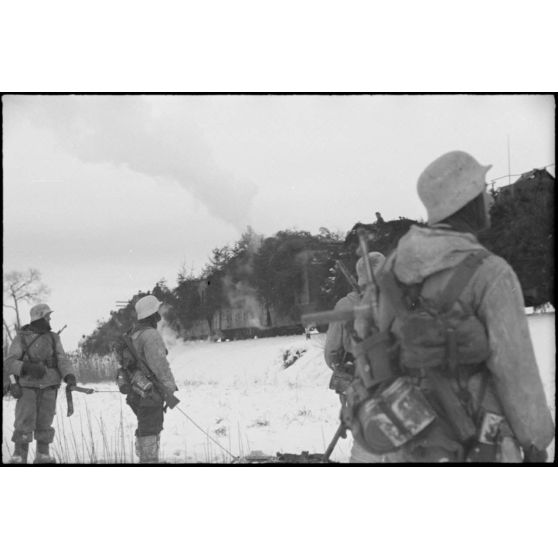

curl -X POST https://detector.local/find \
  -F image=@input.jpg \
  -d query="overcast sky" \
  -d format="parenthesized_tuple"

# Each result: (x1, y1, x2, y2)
(3, 94, 555, 350)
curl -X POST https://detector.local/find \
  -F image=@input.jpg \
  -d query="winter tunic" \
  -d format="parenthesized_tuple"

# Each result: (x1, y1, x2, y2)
(4, 325, 74, 388)
(377, 225, 554, 453)
(131, 326, 177, 394)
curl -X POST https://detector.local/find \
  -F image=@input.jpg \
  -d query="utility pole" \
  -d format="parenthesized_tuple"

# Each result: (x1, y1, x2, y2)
(507, 134, 514, 198)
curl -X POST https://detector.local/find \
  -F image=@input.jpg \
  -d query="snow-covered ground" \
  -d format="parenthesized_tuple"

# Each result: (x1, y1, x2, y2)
(2, 314, 555, 463)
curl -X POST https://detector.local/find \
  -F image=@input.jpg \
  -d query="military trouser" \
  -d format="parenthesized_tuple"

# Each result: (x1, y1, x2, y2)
(126, 393, 165, 436)
(12, 386, 59, 444)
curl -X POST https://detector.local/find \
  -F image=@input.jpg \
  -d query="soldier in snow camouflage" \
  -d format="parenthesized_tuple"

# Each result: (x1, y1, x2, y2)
(4, 304, 77, 464)
(120, 295, 178, 463)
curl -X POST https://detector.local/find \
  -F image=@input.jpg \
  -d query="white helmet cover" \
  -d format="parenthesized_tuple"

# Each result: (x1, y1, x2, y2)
(30, 303, 53, 322)
(135, 295, 162, 320)
(417, 151, 492, 225)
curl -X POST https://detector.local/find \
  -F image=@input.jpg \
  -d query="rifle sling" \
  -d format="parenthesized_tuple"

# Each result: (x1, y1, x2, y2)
(437, 251, 490, 313)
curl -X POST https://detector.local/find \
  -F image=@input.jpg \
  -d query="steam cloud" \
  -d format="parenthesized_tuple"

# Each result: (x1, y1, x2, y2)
(15, 95, 257, 230)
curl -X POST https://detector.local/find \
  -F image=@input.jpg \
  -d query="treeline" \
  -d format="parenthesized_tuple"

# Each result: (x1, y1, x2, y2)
(480, 168, 554, 308)
(80, 169, 554, 356)
(80, 226, 353, 355)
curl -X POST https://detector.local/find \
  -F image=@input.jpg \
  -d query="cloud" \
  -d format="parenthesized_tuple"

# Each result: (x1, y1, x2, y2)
(10, 95, 258, 231)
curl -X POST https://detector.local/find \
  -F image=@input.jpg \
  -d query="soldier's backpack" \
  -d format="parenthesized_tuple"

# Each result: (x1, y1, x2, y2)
(347, 250, 491, 457)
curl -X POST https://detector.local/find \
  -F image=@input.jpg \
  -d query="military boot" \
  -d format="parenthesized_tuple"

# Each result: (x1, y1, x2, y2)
(9, 442, 29, 464)
(137, 435, 160, 463)
(34, 442, 56, 464)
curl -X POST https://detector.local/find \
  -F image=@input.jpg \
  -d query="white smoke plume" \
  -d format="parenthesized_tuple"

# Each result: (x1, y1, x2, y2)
(10, 95, 258, 231)
(158, 318, 184, 349)
(221, 228, 265, 328)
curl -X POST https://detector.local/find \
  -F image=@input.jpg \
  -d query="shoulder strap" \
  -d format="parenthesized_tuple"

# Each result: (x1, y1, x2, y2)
(124, 328, 148, 362)
(19, 331, 44, 360)
(437, 251, 490, 313)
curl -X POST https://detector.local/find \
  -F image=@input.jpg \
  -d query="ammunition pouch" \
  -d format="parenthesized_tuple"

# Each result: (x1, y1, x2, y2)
(352, 330, 398, 389)
(130, 369, 154, 398)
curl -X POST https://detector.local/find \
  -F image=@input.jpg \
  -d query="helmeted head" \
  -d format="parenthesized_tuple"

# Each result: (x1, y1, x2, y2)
(356, 252, 385, 286)
(417, 151, 492, 225)
(30, 303, 53, 323)
(135, 295, 162, 321)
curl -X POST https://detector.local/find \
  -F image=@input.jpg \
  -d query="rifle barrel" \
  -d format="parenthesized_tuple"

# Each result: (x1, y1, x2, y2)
(335, 260, 360, 293)
(302, 304, 373, 326)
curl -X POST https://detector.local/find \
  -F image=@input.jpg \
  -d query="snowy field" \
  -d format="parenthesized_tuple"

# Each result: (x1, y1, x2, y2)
(2, 313, 555, 464)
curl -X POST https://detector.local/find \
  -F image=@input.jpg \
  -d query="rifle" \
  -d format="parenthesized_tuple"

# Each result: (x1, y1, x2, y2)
(302, 230, 379, 328)
(356, 227, 380, 325)
(335, 260, 361, 294)
(122, 335, 180, 409)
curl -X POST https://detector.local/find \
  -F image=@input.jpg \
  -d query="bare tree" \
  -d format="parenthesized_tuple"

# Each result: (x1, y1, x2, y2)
(3, 269, 51, 336)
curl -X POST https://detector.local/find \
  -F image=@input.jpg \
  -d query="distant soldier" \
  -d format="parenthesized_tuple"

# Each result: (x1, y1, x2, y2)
(324, 251, 386, 463)
(4, 304, 77, 464)
(118, 295, 178, 463)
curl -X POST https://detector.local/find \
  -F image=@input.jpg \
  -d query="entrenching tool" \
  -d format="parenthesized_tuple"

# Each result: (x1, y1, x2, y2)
(65, 385, 120, 416)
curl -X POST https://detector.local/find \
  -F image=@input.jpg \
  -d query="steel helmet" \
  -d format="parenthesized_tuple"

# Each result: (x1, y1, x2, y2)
(30, 303, 53, 322)
(135, 295, 162, 320)
(417, 151, 492, 225)
(356, 252, 385, 286)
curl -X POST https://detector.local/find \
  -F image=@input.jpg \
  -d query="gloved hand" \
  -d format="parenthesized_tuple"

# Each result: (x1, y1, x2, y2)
(523, 445, 548, 463)
(118, 383, 131, 394)
(9, 376, 23, 399)
(21, 361, 47, 380)
(329, 367, 353, 395)
(63, 373, 77, 387)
